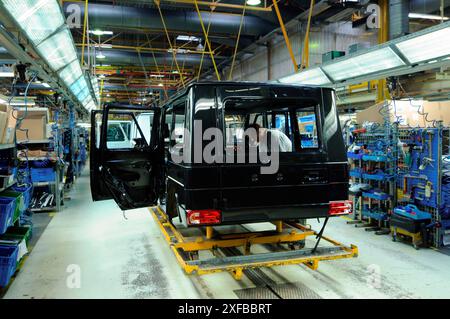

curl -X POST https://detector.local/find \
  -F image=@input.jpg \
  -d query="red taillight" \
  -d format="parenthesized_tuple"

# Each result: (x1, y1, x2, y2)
(187, 209, 221, 225)
(329, 200, 352, 216)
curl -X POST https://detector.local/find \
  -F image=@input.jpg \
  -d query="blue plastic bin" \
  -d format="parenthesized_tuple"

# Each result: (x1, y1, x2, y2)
(349, 168, 363, 178)
(362, 154, 387, 162)
(0, 245, 19, 287)
(30, 168, 56, 183)
(362, 191, 390, 201)
(11, 184, 33, 208)
(0, 197, 16, 234)
(347, 152, 363, 160)
(362, 209, 388, 221)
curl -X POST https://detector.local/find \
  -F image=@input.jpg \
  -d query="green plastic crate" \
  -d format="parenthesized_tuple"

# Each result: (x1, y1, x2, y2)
(0, 226, 32, 246)
(0, 191, 24, 223)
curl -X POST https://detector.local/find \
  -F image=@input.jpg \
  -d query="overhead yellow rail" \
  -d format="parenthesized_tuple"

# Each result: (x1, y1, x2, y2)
(272, 0, 298, 72)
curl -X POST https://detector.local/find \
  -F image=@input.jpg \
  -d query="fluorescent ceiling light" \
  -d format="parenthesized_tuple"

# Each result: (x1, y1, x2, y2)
(89, 30, 113, 36)
(77, 87, 90, 102)
(395, 26, 450, 64)
(58, 60, 83, 86)
(95, 64, 111, 67)
(96, 51, 106, 59)
(98, 74, 106, 79)
(95, 44, 113, 49)
(246, 0, 261, 5)
(158, 83, 164, 87)
(278, 68, 331, 85)
(176, 35, 199, 42)
(82, 95, 92, 106)
(322, 47, 405, 81)
(70, 76, 87, 97)
(150, 74, 164, 78)
(36, 28, 78, 71)
(409, 13, 449, 21)
(0, 72, 14, 77)
(167, 48, 188, 54)
(196, 43, 204, 52)
(2, 0, 64, 46)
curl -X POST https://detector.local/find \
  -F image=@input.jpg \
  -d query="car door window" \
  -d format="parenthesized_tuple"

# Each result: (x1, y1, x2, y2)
(104, 113, 148, 150)
(107, 123, 125, 142)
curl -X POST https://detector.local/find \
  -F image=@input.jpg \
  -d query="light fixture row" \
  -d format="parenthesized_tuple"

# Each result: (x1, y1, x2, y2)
(0, 0, 98, 111)
(278, 22, 450, 86)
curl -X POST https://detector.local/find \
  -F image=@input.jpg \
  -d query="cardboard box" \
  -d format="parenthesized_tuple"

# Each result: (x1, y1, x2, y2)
(15, 108, 48, 142)
(0, 110, 7, 142)
(355, 101, 389, 125)
(0, 103, 17, 144)
(421, 101, 450, 126)
(356, 100, 450, 127)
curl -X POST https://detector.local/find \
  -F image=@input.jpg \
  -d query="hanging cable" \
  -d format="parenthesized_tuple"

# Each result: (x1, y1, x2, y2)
(197, 8, 214, 81)
(81, 0, 89, 66)
(193, 0, 221, 81)
(145, 34, 169, 101)
(228, 1, 246, 80)
(300, 0, 315, 69)
(155, 0, 185, 87)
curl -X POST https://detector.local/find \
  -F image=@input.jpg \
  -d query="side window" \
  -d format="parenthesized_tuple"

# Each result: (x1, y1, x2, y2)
(107, 123, 126, 142)
(165, 109, 173, 144)
(172, 105, 186, 146)
(168, 103, 186, 161)
(274, 113, 291, 139)
(104, 112, 149, 150)
(225, 114, 246, 147)
(296, 107, 319, 149)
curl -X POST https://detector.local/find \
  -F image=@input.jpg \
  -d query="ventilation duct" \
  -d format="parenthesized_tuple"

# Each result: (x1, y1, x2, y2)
(389, 0, 409, 39)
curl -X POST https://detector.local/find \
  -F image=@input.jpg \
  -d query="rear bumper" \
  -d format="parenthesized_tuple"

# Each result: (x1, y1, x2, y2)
(189, 204, 330, 226)
(221, 205, 329, 224)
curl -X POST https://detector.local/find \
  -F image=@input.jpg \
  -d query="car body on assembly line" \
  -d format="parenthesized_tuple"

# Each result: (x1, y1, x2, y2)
(90, 82, 351, 227)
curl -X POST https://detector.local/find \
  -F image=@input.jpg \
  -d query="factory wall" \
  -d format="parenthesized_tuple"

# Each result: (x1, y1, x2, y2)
(225, 22, 378, 82)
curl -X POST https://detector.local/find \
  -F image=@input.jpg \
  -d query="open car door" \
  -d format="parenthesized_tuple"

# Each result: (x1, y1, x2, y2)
(90, 105, 162, 210)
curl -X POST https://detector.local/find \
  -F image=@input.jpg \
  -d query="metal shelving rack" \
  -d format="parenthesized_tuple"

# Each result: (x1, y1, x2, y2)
(0, 144, 17, 192)
(18, 140, 62, 213)
(392, 124, 449, 248)
(347, 101, 398, 234)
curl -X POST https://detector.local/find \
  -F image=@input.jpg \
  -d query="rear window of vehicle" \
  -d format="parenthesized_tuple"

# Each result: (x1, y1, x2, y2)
(224, 99, 321, 153)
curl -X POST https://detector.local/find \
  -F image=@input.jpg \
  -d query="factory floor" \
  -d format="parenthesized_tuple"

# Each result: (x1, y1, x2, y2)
(3, 167, 450, 299)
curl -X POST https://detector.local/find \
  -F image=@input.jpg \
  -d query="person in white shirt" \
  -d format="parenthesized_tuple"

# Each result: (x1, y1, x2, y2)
(248, 123, 292, 152)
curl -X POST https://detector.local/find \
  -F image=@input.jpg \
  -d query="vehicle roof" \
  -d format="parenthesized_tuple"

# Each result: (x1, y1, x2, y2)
(162, 81, 327, 107)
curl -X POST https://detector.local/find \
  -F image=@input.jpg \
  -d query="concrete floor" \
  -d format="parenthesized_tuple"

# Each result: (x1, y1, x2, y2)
(3, 167, 450, 299)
